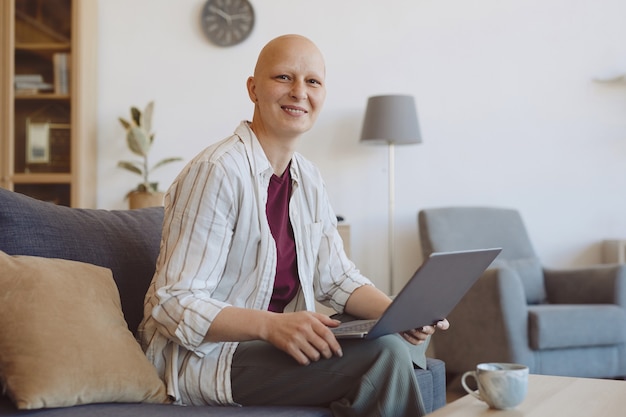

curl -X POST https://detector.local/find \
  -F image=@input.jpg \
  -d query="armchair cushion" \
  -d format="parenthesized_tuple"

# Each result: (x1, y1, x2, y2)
(544, 266, 626, 306)
(528, 304, 626, 349)
(491, 257, 545, 304)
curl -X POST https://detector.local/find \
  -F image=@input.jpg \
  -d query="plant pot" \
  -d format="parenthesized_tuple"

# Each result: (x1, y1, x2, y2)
(128, 191, 164, 209)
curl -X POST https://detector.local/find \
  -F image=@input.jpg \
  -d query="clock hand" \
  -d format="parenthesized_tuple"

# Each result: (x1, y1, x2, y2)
(208, 5, 232, 25)
(230, 13, 251, 20)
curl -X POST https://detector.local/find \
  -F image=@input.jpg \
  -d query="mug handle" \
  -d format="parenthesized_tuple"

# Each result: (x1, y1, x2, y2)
(461, 371, 483, 401)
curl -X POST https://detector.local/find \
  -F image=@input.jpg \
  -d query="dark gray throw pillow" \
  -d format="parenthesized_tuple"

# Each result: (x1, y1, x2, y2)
(0, 188, 163, 334)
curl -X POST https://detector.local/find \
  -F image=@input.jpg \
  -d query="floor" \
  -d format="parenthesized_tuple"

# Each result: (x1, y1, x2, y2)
(445, 374, 470, 403)
(446, 387, 465, 403)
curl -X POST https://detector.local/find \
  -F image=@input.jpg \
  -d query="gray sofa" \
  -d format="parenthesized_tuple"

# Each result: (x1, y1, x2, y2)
(0, 188, 446, 416)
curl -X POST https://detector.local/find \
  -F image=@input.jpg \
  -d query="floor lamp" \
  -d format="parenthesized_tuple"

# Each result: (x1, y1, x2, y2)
(359, 95, 422, 295)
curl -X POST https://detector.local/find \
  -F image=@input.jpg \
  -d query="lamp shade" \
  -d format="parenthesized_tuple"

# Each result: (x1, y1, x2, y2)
(359, 95, 422, 145)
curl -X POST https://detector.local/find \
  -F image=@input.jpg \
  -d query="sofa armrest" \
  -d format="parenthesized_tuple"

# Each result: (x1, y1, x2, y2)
(544, 264, 626, 307)
(432, 267, 533, 375)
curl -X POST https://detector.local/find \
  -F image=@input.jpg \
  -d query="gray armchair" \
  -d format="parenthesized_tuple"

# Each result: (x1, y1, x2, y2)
(418, 206, 626, 380)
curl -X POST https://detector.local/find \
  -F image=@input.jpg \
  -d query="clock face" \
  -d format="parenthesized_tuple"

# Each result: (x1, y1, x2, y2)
(201, 0, 255, 47)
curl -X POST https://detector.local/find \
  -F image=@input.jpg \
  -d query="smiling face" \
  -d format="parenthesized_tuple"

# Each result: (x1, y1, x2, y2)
(247, 35, 326, 143)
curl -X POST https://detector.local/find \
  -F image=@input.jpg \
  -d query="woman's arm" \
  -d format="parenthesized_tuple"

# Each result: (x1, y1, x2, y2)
(343, 284, 392, 319)
(207, 306, 344, 366)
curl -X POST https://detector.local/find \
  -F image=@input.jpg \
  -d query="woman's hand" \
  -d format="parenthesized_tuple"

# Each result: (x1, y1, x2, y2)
(206, 307, 342, 365)
(263, 311, 343, 366)
(400, 319, 450, 345)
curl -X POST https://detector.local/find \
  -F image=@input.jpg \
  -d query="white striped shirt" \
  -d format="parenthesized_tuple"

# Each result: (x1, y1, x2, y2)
(138, 121, 372, 406)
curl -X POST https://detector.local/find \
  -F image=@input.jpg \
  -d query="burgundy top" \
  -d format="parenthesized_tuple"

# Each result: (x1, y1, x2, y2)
(266, 165, 300, 312)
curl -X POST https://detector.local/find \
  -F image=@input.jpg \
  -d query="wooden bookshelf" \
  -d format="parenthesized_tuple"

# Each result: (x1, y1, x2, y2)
(0, 0, 97, 208)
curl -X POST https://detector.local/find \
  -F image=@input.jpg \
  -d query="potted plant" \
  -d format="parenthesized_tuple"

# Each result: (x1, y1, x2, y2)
(118, 101, 183, 209)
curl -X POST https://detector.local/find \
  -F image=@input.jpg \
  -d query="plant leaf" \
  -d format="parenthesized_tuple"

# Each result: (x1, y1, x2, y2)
(118, 117, 131, 130)
(151, 157, 183, 171)
(126, 126, 151, 157)
(147, 182, 159, 192)
(134, 182, 159, 193)
(142, 101, 154, 133)
(131, 107, 141, 126)
(117, 161, 144, 176)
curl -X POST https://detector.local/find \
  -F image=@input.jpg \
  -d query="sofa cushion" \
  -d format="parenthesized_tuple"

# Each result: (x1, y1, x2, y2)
(528, 304, 626, 350)
(0, 251, 169, 409)
(0, 188, 163, 334)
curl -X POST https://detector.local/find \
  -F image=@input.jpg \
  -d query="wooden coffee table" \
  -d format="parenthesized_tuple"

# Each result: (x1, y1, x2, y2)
(429, 374, 626, 416)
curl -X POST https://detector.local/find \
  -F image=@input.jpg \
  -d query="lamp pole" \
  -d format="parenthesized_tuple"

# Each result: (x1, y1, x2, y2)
(388, 142, 396, 295)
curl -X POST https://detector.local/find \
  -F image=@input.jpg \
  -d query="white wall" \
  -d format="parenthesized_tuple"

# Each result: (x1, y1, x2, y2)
(97, 0, 626, 293)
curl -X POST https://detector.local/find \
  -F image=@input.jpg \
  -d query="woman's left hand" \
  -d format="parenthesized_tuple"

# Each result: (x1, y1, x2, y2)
(400, 319, 450, 345)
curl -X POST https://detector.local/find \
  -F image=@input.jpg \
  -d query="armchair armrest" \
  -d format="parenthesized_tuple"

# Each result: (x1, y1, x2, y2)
(544, 264, 626, 307)
(433, 267, 534, 374)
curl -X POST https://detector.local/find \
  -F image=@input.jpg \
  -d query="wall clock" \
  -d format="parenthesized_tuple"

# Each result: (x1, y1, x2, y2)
(201, 0, 255, 47)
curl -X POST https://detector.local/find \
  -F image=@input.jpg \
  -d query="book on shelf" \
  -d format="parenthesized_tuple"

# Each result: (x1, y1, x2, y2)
(14, 74, 54, 94)
(53, 53, 70, 95)
(15, 74, 44, 83)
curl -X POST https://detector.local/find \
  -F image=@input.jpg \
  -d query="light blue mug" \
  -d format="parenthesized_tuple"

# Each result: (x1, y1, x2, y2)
(461, 363, 529, 409)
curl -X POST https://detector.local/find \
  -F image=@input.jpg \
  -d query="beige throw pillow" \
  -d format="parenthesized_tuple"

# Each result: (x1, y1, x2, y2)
(0, 251, 169, 409)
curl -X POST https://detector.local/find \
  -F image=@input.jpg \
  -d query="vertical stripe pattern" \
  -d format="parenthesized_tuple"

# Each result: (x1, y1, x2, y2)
(138, 121, 373, 405)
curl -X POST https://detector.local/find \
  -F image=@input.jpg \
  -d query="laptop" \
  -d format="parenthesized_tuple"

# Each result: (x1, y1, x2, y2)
(331, 248, 501, 339)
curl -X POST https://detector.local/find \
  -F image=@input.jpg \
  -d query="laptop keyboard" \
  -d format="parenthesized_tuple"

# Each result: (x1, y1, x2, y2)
(331, 319, 377, 335)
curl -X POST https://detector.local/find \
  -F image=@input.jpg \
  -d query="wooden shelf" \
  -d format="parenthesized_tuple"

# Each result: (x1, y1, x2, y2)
(15, 42, 71, 50)
(12, 173, 72, 183)
(1, 0, 97, 208)
(15, 93, 70, 100)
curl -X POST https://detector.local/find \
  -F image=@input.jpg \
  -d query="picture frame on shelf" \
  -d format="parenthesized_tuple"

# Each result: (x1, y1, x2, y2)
(25, 120, 50, 164)
(24, 103, 71, 172)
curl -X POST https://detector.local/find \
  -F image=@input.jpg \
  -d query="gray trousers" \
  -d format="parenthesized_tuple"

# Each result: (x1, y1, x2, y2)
(231, 335, 427, 417)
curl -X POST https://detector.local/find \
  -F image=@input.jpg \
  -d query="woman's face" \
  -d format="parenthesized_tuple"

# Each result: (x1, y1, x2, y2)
(247, 36, 326, 141)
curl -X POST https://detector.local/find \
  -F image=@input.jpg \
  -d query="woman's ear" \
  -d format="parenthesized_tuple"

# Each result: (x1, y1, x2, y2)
(246, 76, 257, 103)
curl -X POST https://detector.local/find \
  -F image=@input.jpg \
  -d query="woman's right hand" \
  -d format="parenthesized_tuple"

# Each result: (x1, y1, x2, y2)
(263, 311, 343, 365)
